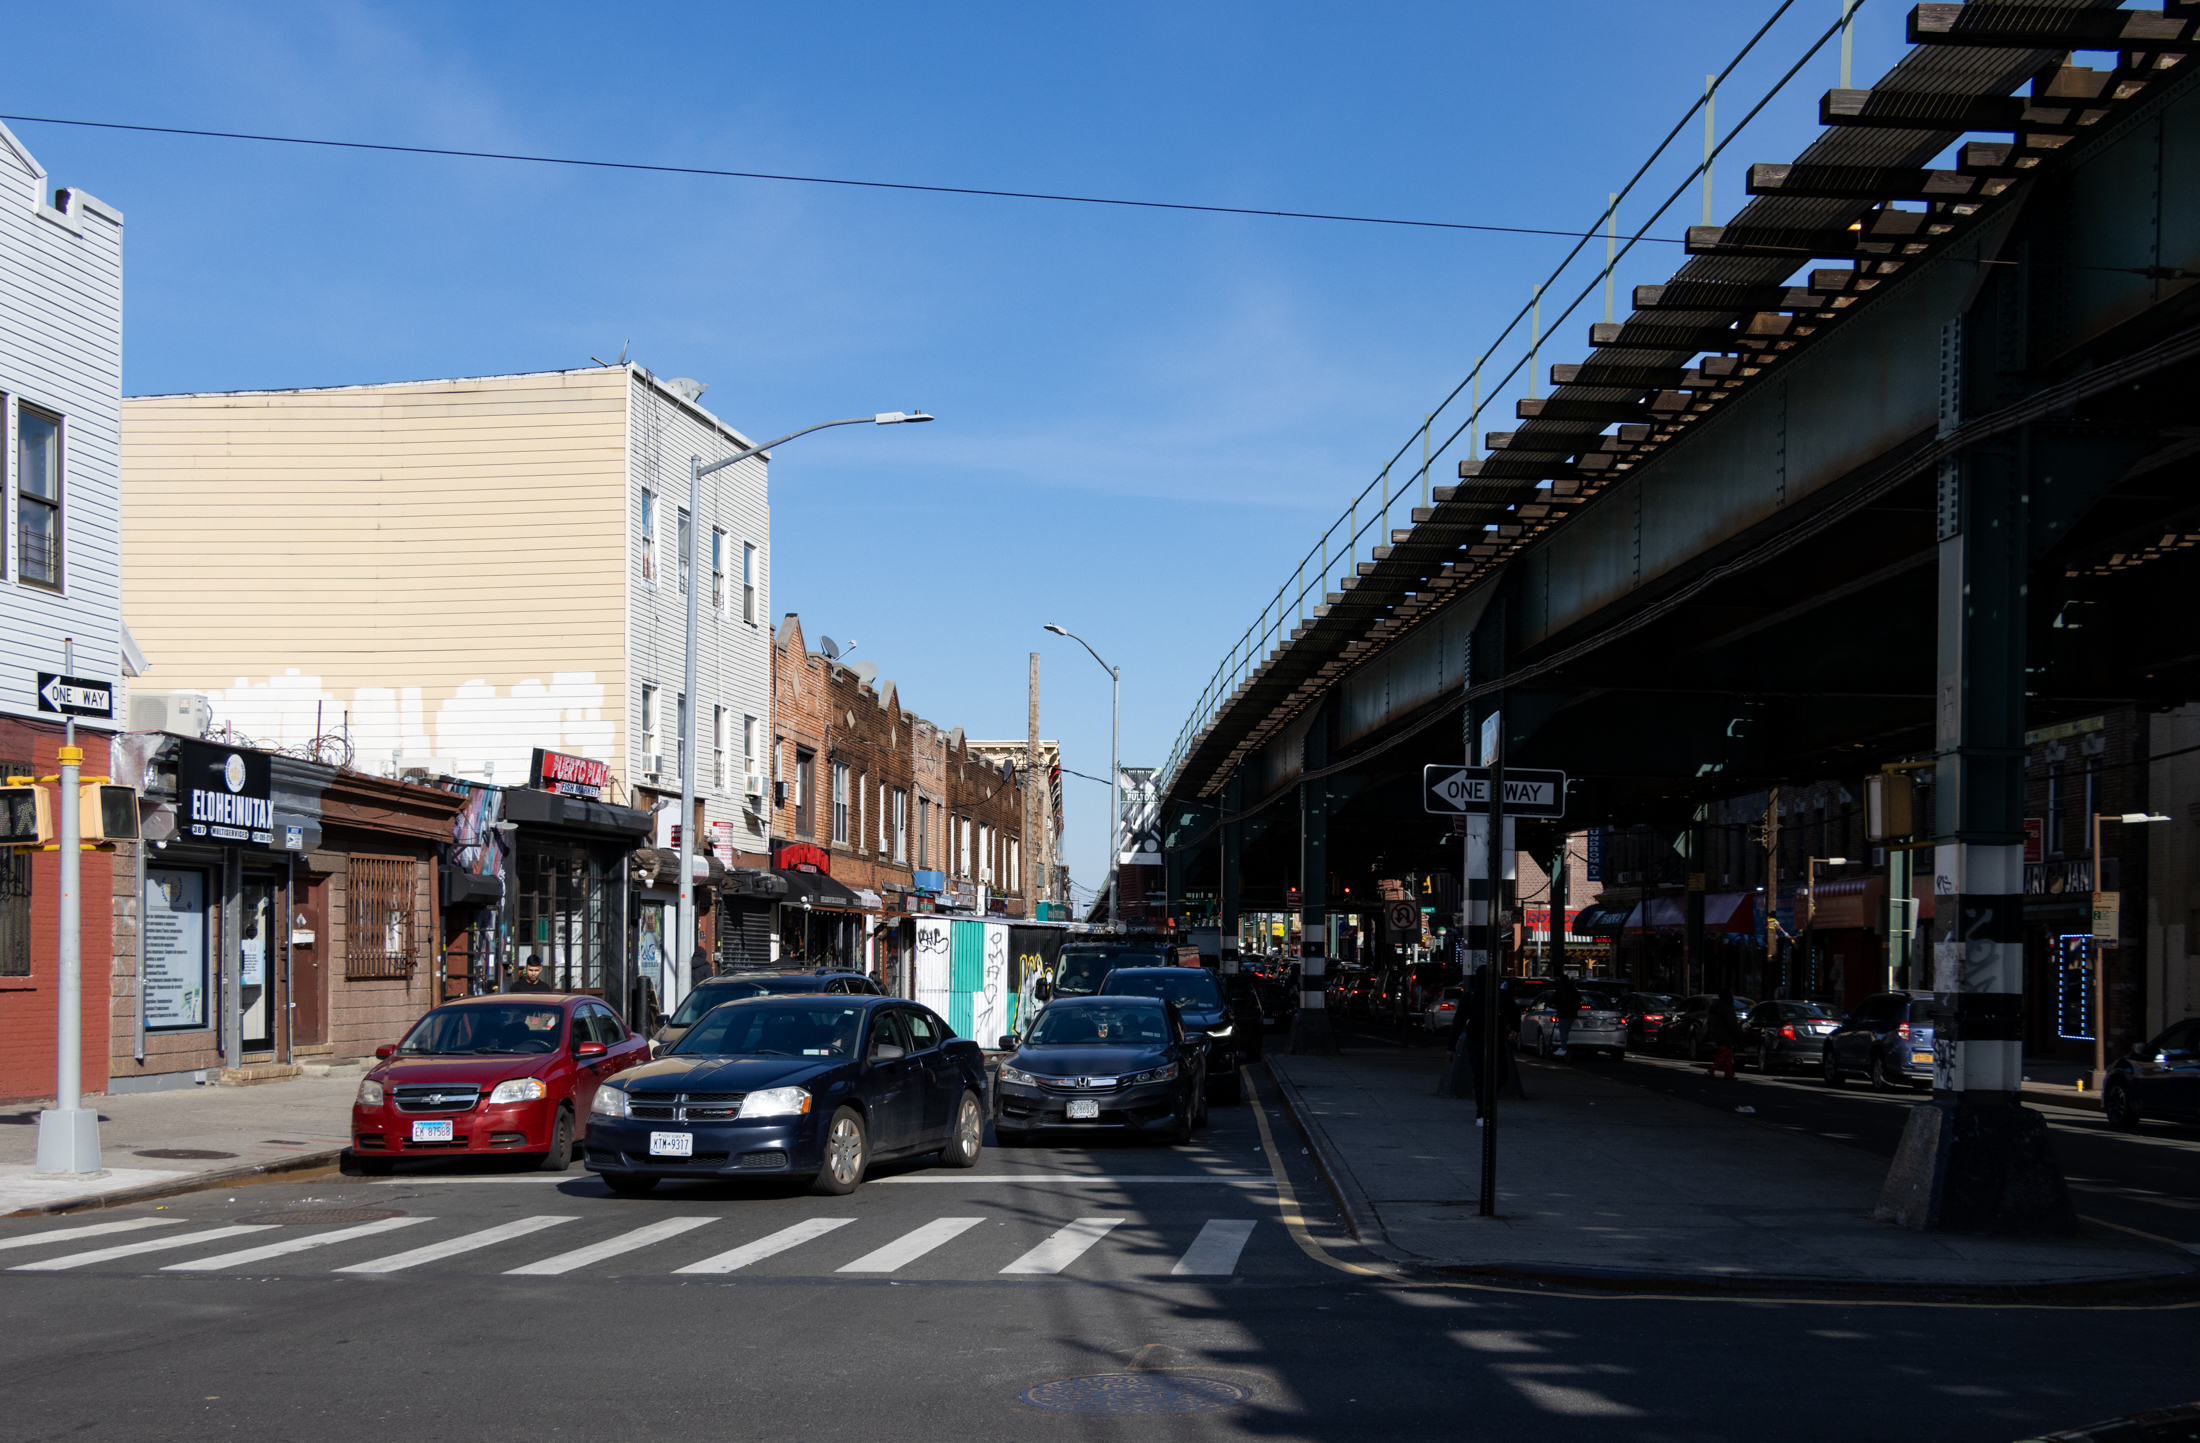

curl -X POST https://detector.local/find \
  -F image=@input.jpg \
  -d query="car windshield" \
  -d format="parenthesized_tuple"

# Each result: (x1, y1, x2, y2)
(1104, 971, 1223, 1010)
(399, 1003, 565, 1056)
(667, 976, 821, 1027)
(1054, 949, 1170, 997)
(1028, 1004, 1171, 1046)
(1580, 990, 1625, 1009)
(672, 1001, 864, 1058)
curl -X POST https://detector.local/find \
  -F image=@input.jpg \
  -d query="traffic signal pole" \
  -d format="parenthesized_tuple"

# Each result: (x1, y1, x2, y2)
(35, 637, 101, 1176)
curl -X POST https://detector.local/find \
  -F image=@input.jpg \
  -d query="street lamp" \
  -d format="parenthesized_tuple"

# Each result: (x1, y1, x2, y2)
(669, 410, 932, 1014)
(2089, 810, 2169, 1085)
(1044, 623, 1120, 929)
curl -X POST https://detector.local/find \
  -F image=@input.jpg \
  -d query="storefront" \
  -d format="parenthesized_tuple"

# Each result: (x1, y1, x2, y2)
(627, 845, 724, 1012)
(498, 784, 650, 1026)
(1792, 874, 1934, 1014)
(719, 867, 788, 973)
(772, 840, 867, 969)
(2024, 858, 2096, 1062)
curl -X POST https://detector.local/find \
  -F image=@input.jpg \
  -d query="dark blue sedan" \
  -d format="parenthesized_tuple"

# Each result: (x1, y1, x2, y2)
(993, 996, 1208, 1144)
(585, 995, 988, 1195)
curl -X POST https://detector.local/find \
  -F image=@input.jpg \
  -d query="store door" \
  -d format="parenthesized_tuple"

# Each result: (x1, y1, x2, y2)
(241, 874, 280, 1053)
(291, 874, 330, 1045)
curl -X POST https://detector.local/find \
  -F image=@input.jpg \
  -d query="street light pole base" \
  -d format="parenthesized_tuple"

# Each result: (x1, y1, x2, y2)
(1288, 1009, 1338, 1056)
(1874, 1093, 2077, 1235)
(34, 1108, 103, 1177)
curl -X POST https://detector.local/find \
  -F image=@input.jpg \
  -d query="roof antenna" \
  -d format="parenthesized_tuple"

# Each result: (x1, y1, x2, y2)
(588, 340, 632, 368)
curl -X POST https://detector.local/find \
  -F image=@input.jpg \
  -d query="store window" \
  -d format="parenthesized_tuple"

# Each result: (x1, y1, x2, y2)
(17, 406, 61, 589)
(141, 866, 211, 1028)
(347, 856, 417, 980)
(515, 846, 608, 992)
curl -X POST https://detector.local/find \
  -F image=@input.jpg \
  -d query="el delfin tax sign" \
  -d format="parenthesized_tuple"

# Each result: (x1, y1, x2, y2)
(533, 747, 610, 800)
(177, 740, 274, 849)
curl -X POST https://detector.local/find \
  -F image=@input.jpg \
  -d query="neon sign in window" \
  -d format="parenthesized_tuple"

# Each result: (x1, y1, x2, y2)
(2055, 934, 2094, 1040)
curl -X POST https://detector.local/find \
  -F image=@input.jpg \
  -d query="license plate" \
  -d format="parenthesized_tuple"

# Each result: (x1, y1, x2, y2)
(409, 1119, 453, 1143)
(1066, 1100, 1100, 1120)
(1912, 1051, 1934, 1065)
(649, 1131, 693, 1157)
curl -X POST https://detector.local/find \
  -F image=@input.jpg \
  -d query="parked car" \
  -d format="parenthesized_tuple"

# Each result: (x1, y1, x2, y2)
(2102, 1016, 2200, 1129)
(1517, 986, 1628, 1057)
(1425, 985, 1464, 1032)
(653, 970, 881, 1052)
(1619, 992, 1683, 1051)
(1820, 989, 1936, 1091)
(1221, 973, 1267, 1062)
(587, 994, 986, 1195)
(1251, 972, 1297, 1029)
(1100, 966, 1246, 1102)
(350, 994, 649, 1174)
(2013, 1400, 2200, 1441)
(1741, 1000, 1840, 1073)
(1662, 994, 1759, 1060)
(993, 996, 1208, 1145)
(1048, 941, 1195, 999)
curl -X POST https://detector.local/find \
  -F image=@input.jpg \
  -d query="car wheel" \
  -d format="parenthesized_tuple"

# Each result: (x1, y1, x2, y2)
(1536, 1028, 1552, 1059)
(2104, 1078, 2141, 1131)
(1688, 1031, 1706, 1063)
(811, 1106, 868, 1195)
(1821, 1047, 1844, 1087)
(1871, 1049, 1901, 1092)
(1758, 1041, 1778, 1075)
(602, 1172, 658, 1195)
(535, 1106, 575, 1171)
(940, 1091, 984, 1168)
(1192, 1079, 1210, 1130)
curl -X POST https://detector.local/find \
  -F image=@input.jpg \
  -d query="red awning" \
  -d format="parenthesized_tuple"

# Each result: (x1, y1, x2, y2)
(1624, 893, 1758, 935)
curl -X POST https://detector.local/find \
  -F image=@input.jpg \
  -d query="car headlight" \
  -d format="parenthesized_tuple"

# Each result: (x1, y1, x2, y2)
(1203, 1025, 1233, 1042)
(998, 1064, 1037, 1086)
(1124, 1062, 1181, 1085)
(487, 1078, 548, 1105)
(738, 1086, 812, 1118)
(356, 1078, 384, 1107)
(590, 1086, 629, 1118)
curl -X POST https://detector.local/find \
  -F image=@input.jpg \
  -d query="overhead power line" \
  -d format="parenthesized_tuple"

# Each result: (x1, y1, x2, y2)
(0, 112, 1690, 246)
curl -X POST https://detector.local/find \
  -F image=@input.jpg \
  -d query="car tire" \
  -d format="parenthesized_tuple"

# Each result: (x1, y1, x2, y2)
(1758, 1041, 1778, 1075)
(603, 1172, 658, 1195)
(536, 1106, 575, 1172)
(1536, 1029, 1552, 1059)
(1870, 1049, 1902, 1092)
(940, 1091, 984, 1168)
(812, 1106, 868, 1195)
(1821, 1047, 1844, 1087)
(1688, 1031, 1706, 1063)
(2104, 1078, 2141, 1131)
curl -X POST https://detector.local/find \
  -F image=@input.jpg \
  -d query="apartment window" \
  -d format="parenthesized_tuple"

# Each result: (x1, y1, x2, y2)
(742, 542, 757, 623)
(743, 715, 760, 785)
(892, 789, 908, 864)
(713, 706, 729, 791)
(831, 763, 850, 845)
(17, 407, 61, 589)
(2046, 770, 2064, 857)
(639, 489, 657, 585)
(711, 529, 726, 613)
(677, 509, 692, 595)
(640, 685, 660, 773)
(676, 693, 689, 782)
(917, 796, 931, 869)
(795, 749, 815, 837)
(878, 783, 889, 854)
(346, 856, 417, 980)
(1011, 837, 1021, 893)
(958, 817, 971, 878)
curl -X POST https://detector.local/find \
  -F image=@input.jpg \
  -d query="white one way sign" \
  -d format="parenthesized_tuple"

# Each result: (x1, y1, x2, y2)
(1422, 764, 1567, 818)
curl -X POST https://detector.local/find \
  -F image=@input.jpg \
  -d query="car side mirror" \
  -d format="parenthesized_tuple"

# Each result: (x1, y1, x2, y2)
(999, 1035, 1017, 1052)
(375, 1044, 397, 1060)
(576, 1041, 607, 1058)
(870, 1043, 906, 1062)
(1033, 979, 1052, 1001)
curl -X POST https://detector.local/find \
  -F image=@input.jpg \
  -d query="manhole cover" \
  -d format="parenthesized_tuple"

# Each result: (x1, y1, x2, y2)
(1020, 1374, 1251, 1415)
(235, 1208, 408, 1226)
(134, 1148, 237, 1160)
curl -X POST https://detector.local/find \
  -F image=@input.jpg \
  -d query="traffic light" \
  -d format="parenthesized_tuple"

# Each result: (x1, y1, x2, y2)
(81, 784, 140, 844)
(1, 785, 54, 846)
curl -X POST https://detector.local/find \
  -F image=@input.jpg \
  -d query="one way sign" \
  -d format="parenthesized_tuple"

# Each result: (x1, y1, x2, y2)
(1422, 764, 1567, 818)
(36, 672, 114, 719)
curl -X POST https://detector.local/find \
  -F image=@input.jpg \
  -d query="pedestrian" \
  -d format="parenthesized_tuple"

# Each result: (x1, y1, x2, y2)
(509, 953, 554, 993)
(1550, 972, 1582, 1057)
(1704, 988, 1744, 1079)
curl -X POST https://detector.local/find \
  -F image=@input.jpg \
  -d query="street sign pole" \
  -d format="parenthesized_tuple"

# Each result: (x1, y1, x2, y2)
(35, 637, 101, 1176)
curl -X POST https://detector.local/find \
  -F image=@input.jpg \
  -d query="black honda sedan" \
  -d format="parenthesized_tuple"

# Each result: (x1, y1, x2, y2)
(994, 997, 1208, 1144)
(1099, 966, 1246, 1102)
(586, 995, 987, 1195)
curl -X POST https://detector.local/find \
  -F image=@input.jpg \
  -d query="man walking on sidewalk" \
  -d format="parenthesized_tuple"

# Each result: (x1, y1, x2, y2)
(1704, 990, 1744, 1080)
(1550, 973, 1582, 1057)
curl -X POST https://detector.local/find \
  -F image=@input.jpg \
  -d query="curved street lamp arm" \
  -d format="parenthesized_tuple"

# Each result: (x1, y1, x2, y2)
(696, 416, 880, 479)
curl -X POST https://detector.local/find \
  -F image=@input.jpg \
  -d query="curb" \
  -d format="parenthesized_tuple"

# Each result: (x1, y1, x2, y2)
(4, 1148, 345, 1218)
(1261, 1047, 2200, 1303)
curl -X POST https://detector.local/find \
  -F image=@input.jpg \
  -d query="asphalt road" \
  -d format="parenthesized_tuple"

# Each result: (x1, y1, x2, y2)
(2, 1062, 2192, 1443)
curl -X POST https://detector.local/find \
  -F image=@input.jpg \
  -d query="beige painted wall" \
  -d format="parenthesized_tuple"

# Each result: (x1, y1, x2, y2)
(122, 370, 631, 783)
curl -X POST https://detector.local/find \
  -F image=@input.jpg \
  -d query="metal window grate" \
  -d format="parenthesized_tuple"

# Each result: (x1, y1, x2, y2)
(0, 760, 29, 977)
(347, 856, 417, 980)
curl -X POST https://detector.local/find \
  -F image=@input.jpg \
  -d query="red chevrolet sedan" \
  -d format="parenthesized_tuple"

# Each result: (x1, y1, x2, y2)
(350, 994, 648, 1173)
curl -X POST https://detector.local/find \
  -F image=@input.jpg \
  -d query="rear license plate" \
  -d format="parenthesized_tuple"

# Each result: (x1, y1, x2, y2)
(409, 1119, 453, 1143)
(1066, 1100, 1100, 1120)
(649, 1131, 693, 1157)
(1911, 1051, 1934, 1065)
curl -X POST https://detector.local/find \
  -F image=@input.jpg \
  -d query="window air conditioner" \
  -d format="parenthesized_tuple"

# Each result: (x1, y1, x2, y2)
(641, 753, 664, 777)
(744, 773, 765, 799)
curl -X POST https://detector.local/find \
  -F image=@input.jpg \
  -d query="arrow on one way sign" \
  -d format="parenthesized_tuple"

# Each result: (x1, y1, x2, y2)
(1422, 764, 1567, 818)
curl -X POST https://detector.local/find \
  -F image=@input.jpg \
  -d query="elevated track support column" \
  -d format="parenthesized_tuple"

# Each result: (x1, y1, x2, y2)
(1877, 316, 2075, 1236)
(1291, 704, 1337, 1055)
(1219, 766, 1243, 972)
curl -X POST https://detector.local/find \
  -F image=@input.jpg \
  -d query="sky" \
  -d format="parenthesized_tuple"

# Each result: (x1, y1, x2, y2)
(13, 0, 1916, 905)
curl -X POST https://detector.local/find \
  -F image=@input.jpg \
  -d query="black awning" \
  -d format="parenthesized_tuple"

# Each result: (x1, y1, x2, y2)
(501, 786, 650, 838)
(439, 866, 504, 909)
(1572, 904, 1631, 937)
(721, 867, 790, 901)
(777, 869, 865, 910)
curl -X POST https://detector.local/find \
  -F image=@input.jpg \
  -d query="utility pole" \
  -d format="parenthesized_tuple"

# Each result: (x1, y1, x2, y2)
(1763, 787, 1780, 996)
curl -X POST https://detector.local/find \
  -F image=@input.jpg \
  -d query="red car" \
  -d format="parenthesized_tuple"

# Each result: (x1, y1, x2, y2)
(349, 994, 649, 1173)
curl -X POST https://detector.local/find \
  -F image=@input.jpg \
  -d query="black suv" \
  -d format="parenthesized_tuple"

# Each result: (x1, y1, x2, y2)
(1099, 967, 1246, 1103)
(1820, 989, 1936, 1091)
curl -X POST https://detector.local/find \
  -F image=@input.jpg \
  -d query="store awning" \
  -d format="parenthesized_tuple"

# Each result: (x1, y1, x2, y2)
(721, 867, 790, 901)
(1572, 904, 1631, 936)
(1624, 893, 1759, 935)
(778, 869, 865, 911)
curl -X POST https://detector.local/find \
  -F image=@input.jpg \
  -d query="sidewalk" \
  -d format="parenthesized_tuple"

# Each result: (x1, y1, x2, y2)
(0, 1075, 358, 1215)
(1266, 1046, 2197, 1293)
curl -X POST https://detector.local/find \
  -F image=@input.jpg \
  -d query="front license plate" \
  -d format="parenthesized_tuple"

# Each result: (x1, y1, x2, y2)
(649, 1131, 694, 1157)
(1066, 1100, 1100, 1120)
(409, 1119, 453, 1143)
(1912, 1051, 1935, 1065)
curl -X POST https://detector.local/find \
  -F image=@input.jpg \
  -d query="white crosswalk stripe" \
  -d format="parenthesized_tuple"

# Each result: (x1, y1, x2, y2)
(1171, 1220, 1258, 1275)
(10, 1225, 276, 1272)
(333, 1215, 577, 1274)
(673, 1217, 855, 1275)
(0, 1218, 182, 1253)
(163, 1216, 430, 1271)
(1000, 1218, 1126, 1275)
(506, 1217, 717, 1275)
(837, 1217, 985, 1273)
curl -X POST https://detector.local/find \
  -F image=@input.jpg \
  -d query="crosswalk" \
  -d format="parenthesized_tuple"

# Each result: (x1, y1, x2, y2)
(1, 1211, 1264, 1281)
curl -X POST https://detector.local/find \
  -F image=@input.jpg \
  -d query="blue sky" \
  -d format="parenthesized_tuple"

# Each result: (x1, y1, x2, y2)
(16, 1, 1913, 903)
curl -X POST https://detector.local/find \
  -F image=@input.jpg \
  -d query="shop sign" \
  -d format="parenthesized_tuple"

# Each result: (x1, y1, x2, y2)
(776, 840, 831, 875)
(532, 747, 609, 800)
(2091, 891, 2120, 942)
(177, 741, 272, 849)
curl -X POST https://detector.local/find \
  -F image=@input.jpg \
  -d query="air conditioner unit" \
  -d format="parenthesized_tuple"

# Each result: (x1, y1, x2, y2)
(128, 691, 211, 738)
(743, 773, 765, 800)
(641, 753, 665, 777)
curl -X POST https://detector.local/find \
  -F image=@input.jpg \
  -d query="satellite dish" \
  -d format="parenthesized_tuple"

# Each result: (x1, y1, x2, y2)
(819, 637, 841, 660)
(667, 377, 709, 403)
(852, 661, 878, 687)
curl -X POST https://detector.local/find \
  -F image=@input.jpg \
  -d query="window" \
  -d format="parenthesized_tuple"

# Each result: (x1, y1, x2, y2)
(742, 541, 757, 623)
(713, 706, 728, 791)
(677, 508, 692, 595)
(2046, 769, 2064, 857)
(640, 685, 660, 772)
(795, 749, 814, 837)
(905, 1009, 940, 1051)
(980, 824, 993, 884)
(892, 789, 908, 864)
(743, 715, 759, 784)
(831, 762, 850, 845)
(17, 407, 61, 589)
(514, 846, 608, 992)
(676, 692, 688, 781)
(958, 817, 971, 877)
(1011, 837, 1021, 892)
(0, 757, 27, 975)
(346, 855, 417, 980)
(711, 528, 726, 613)
(917, 796, 931, 869)
(639, 489, 657, 585)
(857, 772, 867, 851)
(878, 783, 889, 854)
